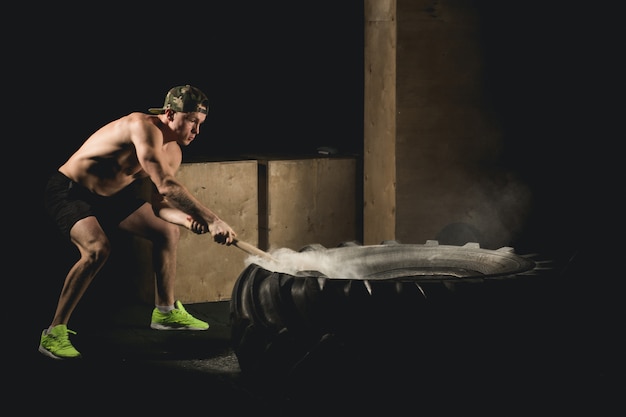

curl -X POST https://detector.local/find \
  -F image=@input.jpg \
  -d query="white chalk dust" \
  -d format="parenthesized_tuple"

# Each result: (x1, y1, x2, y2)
(243, 247, 364, 278)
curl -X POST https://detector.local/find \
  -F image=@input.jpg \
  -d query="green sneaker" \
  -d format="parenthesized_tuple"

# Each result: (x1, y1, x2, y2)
(150, 300, 209, 330)
(38, 324, 82, 360)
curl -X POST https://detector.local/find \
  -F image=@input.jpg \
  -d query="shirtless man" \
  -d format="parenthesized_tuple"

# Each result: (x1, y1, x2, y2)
(40, 85, 237, 360)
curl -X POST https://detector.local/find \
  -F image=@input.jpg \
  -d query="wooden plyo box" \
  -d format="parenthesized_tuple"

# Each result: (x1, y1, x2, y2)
(258, 157, 359, 253)
(132, 157, 358, 303)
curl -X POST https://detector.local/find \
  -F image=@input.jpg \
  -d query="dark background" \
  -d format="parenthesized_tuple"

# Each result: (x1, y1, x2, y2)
(25, 2, 365, 175)
(13, 1, 619, 209)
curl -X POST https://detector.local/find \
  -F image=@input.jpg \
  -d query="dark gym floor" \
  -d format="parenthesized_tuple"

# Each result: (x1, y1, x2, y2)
(15, 295, 623, 416)
(20, 301, 255, 415)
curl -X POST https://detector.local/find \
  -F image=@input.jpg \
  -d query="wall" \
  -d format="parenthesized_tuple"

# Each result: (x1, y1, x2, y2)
(363, 0, 397, 245)
(364, 0, 529, 249)
(395, 0, 518, 248)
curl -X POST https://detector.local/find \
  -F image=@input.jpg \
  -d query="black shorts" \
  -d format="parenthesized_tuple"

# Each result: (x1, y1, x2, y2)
(44, 171, 147, 240)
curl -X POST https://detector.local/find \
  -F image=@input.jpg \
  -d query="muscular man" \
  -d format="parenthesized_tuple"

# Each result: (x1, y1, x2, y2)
(40, 85, 237, 359)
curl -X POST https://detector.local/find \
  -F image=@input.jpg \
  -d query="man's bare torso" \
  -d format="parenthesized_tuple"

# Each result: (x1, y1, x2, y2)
(59, 113, 176, 196)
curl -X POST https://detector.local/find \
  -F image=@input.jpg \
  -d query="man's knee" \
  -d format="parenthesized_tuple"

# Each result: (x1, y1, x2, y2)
(152, 222, 180, 246)
(165, 222, 181, 242)
(83, 239, 112, 265)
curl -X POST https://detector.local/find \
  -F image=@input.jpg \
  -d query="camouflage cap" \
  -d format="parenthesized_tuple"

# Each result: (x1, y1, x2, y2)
(148, 85, 209, 114)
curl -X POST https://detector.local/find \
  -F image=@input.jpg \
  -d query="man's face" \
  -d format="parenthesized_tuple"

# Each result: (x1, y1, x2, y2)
(171, 111, 207, 146)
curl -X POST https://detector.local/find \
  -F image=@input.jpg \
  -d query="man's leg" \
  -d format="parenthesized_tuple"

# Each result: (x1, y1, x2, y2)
(39, 217, 111, 359)
(119, 204, 209, 330)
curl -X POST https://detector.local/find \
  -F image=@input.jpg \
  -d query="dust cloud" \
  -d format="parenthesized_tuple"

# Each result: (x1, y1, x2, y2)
(243, 247, 365, 279)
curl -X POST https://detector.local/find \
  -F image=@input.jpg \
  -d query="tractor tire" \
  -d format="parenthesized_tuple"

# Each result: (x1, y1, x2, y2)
(229, 240, 554, 401)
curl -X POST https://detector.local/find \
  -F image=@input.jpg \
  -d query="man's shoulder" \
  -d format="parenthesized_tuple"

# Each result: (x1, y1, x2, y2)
(124, 111, 155, 123)
(120, 112, 162, 133)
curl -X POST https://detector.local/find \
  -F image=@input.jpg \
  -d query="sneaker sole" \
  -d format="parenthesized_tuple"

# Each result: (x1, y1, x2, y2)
(150, 323, 209, 330)
(38, 345, 81, 360)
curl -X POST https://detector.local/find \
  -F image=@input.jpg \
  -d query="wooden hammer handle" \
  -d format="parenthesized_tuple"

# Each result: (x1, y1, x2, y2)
(232, 239, 278, 263)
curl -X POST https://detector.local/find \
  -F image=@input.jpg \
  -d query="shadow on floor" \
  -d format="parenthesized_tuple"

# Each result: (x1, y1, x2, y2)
(17, 300, 624, 416)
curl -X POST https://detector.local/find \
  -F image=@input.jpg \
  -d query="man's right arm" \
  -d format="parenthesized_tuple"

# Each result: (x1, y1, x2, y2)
(132, 120, 236, 243)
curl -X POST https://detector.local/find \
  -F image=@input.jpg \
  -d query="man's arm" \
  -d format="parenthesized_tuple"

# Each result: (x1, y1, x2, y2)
(132, 120, 236, 243)
(151, 191, 208, 235)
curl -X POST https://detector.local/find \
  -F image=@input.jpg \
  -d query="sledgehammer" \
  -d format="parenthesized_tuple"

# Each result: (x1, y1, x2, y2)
(184, 216, 277, 263)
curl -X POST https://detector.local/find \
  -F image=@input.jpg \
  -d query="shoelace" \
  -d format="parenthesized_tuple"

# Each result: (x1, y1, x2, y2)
(52, 328, 77, 343)
(171, 309, 194, 322)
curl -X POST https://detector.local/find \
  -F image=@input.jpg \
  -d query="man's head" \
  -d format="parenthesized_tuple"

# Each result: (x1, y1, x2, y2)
(148, 85, 208, 115)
